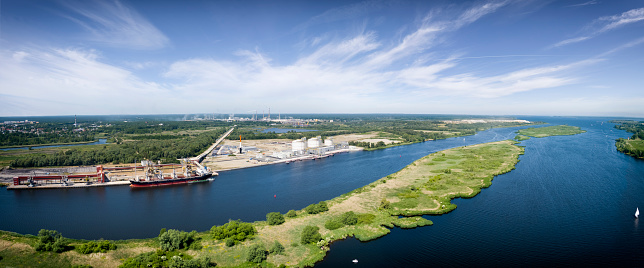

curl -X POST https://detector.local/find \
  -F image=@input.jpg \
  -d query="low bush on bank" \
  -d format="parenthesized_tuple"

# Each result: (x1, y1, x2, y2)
(324, 211, 360, 230)
(269, 241, 285, 255)
(211, 220, 256, 246)
(266, 212, 285, 225)
(35, 229, 69, 253)
(286, 210, 297, 218)
(305, 201, 329, 214)
(119, 249, 216, 268)
(77, 240, 117, 254)
(324, 220, 343, 230)
(246, 244, 268, 263)
(301, 226, 322, 245)
(158, 229, 201, 251)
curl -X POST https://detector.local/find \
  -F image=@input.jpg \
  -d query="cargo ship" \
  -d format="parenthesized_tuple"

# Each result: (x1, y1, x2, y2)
(129, 159, 214, 188)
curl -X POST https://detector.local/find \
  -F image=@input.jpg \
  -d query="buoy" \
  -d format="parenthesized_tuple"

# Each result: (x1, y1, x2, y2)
(274, 194, 277, 198)
(352, 259, 358, 263)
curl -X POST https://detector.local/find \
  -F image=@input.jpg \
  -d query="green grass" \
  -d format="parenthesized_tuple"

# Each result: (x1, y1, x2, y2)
(518, 125, 585, 138)
(616, 139, 644, 159)
(626, 140, 644, 151)
(514, 135, 530, 141)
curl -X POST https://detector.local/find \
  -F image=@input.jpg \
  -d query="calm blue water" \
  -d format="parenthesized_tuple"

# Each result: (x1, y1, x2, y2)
(317, 117, 644, 267)
(261, 128, 318, 133)
(0, 139, 108, 151)
(1, 117, 643, 266)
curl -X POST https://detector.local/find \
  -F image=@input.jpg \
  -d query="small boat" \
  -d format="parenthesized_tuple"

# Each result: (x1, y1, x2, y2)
(352, 259, 358, 263)
(636, 207, 640, 218)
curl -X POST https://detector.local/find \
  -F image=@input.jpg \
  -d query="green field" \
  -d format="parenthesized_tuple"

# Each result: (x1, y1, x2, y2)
(615, 139, 644, 159)
(518, 125, 585, 138)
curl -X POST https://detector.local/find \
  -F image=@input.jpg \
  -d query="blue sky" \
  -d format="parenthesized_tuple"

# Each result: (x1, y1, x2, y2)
(1, 0, 643, 117)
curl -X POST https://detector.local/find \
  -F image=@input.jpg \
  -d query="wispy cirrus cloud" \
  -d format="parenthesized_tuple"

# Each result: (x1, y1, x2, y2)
(566, 1, 599, 8)
(60, 0, 169, 49)
(362, 0, 509, 69)
(291, 0, 393, 33)
(0, 47, 170, 115)
(161, 0, 585, 107)
(552, 7, 644, 48)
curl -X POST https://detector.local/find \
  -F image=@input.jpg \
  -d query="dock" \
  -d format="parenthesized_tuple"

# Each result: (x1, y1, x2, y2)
(7, 127, 237, 190)
(7, 180, 130, 190)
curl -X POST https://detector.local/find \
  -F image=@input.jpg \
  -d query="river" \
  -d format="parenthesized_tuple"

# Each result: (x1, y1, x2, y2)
(1, 116, 642, 266)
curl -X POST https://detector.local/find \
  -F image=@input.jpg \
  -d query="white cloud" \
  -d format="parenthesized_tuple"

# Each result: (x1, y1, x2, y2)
(566, 1, 599, 8)
(61, 0, 169, 49)
(292, 0, 391, 33)
(599, 7, 644, 32)
(0, 48, 171, 115)
(552, 7, 644, 48)
(3, 1, 630, 116)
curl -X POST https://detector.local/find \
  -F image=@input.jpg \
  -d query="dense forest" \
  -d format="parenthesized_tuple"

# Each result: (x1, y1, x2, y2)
(228, 119, 521, 143)
(612, 120, 644, 159)
(0, 132, 96, 147)
(9, 129, 226, 167)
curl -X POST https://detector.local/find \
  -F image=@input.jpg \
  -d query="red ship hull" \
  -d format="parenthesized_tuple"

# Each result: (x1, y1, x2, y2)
(129, 174, 213, 188)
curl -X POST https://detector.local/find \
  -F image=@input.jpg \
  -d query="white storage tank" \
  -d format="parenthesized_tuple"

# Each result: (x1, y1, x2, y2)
(307, 137, 322, 148)
(324, 138, 333, 146)
(292, 140, 306, 151)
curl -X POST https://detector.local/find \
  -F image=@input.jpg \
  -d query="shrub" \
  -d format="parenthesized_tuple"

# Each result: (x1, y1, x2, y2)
(211, 220, 257, 245)
(246, 244, 267, 263)
(286, 210, 297, 218)
(357, 213, 376, 224)
(324, 220, 343, 230)
(266, 212, 285, 226)
(305, 201, 329, 214)
(119, 250, 216, 268)
(269, 241, 285, 255)
(35, 229, 68, 253)
(169, 256, 214, 268)
(225, 238, 235, 247)
(339, 211, 358, 225)
(301, 226, 322, 245)
(77, 240, 117, 254)
(159, 228, 167, 236)
(158, 229, 198, 251)
(379, 198, 391, 210)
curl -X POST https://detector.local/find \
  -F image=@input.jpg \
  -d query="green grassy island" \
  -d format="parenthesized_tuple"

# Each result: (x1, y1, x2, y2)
(517, 125, 586, 138)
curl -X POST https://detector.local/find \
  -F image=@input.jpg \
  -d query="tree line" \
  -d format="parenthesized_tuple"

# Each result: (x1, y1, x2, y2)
(10, 128, 226, 167)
